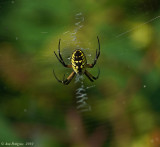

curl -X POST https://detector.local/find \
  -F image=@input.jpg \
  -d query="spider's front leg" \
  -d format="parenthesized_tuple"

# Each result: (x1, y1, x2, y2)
(54, 39, 72, 68)
(87, 36, 100, 68)
(53, 70, 75, 85)
(84, 69, 100, 82)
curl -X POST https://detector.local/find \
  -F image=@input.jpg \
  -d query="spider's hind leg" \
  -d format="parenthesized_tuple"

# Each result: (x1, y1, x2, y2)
(86, 36, 100, 68)
(54, 39, 72, 68)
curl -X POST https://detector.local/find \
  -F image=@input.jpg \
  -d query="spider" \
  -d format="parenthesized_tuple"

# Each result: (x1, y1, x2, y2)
(53, 36, 100, 85)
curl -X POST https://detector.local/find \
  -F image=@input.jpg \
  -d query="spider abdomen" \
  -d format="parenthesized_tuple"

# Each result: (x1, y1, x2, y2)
(71, 49, 87, 74)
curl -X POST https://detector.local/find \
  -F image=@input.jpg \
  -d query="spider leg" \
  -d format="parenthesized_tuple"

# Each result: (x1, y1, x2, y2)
(58, 39, 65, 62)
(53, 69, 75, 85)
(54, 39, 72, 68)
(64, 71, 76, 85)
(84, 69, 100, 82)
(86, 36, 100, 68)
(84, 71, 94, 82)
(53, 69, 64, 83)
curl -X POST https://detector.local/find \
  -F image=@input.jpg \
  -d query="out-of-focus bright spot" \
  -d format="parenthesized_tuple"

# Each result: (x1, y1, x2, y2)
(150, 130, 160, 147)
(131, 135, 151, 147)
(130, 24, 153, 49)
(134, 111, 155, 133)
(41, 32, 48, 34)
(24, 109, 27, 112)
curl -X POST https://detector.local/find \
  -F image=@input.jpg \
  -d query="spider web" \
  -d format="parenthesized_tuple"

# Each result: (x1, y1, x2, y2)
(60, 12, 94, 112)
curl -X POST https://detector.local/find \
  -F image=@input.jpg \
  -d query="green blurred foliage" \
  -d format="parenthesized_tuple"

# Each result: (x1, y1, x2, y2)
(0, 0, 160, 146)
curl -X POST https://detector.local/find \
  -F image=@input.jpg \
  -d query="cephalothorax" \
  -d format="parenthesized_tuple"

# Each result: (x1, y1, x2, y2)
(53, 36, 100, 85)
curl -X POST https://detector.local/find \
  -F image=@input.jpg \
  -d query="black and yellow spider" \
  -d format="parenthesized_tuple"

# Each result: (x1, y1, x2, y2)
(53, 36, 100, 85)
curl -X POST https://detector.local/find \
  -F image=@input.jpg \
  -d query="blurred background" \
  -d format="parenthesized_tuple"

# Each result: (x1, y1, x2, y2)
(0, 0, 160, 146)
